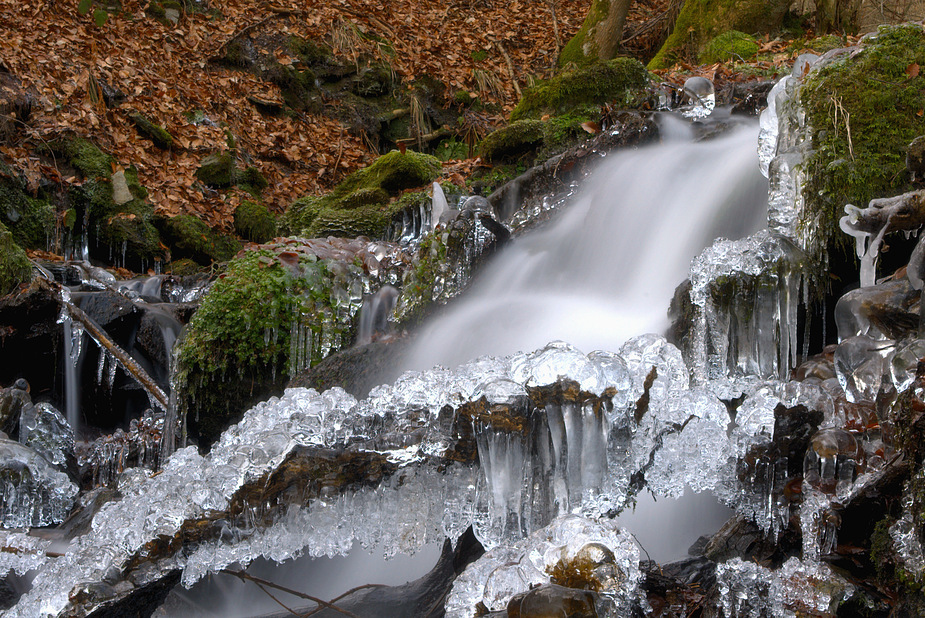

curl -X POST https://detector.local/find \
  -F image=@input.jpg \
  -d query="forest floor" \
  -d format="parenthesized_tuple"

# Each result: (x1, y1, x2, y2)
(0, 0, 831, 243)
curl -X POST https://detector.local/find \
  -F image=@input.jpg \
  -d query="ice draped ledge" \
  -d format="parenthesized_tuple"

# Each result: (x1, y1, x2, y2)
(11, 334, 832, 617)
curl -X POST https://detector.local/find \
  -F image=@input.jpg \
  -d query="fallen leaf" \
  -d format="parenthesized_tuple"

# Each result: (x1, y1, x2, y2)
(907, 63, 920, 78)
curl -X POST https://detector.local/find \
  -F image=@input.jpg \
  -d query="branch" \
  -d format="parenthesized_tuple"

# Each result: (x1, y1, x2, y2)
(221, 569, 360, 618)
(493, 40, 522, 98)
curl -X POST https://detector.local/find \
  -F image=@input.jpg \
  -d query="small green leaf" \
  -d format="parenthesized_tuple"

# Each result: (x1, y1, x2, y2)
(93, 8, 108, 26)
(77, 0, 92, 15)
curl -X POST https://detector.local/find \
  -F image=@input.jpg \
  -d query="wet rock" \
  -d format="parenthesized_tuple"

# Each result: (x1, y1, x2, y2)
(194, 152, 235, 188)
(505, 584, 599, 617)
(0, 379, 31, 437)
(0, 279, 60, 403)
(729, 80, 776, 116)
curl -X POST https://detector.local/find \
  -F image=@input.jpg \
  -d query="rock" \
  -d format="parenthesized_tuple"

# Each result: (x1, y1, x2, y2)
(510, 58, 649, 121)
(0, 379, 31, 438)
(111, 170, 133, 205)
(479, 120, 546, 162)
(0, 279, 60, 404)
(194, 152, 236, 188)
(834, 278, 919, 341)
(156, 214, 240, 265)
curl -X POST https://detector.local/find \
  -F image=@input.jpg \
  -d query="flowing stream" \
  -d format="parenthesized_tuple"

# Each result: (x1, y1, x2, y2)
(405, 118, 770, 371)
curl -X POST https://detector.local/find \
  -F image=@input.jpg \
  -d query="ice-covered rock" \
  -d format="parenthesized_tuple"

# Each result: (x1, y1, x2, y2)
(19, 402, 74, 469)
(0, 439, 77, 528)
(445, 514, 642, 617)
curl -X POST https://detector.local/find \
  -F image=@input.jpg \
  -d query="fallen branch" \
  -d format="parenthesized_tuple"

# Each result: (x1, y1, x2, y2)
(58, 292, 168, 411)
(395, 126, 451, 147)
(221, 569, 360, 618)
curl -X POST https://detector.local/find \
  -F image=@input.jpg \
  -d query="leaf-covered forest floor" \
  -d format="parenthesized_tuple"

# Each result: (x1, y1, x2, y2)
(0, 0, 837, 254)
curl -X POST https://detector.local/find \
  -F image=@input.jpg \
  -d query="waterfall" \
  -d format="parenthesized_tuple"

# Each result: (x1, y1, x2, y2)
(404, 120, 770, 371)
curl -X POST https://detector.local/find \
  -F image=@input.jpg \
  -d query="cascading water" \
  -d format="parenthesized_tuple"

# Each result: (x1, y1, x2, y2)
(404, 118, 770, 371)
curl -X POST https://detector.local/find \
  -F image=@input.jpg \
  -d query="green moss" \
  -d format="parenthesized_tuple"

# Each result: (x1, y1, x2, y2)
(280, 151, 439, 241)
(800, 24, 925, 261)
(334, 150, 441, 196)
(699, 30, 759, 64)
(195, 152, 236, 188)
(648, 0, 789, 69)
(167, 258, 200, 276)
(236, 166, 268, 195)
(480, 120, 546, 162)
(158, 214, 240, 264)
(0, 166, 56, 250)
(0, 222, 31, 295)
(233, 201, 276, 243)
(558, 0, 613, 66)
(129, 112, 174, 149)
(175, 246, 364, 446)
(278, 196, 323, 237)
(307, 204, 391, 238)
(510, 58, 648, 121)
(49, 136, 113, 179)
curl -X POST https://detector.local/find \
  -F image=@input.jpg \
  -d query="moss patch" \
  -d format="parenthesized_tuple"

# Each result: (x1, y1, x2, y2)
(648, 0, 789, 69)
(195, 152, 236, 188)
(157, 214, 240, 265)
(0, 222, 31, 295)
(699, 30, 759, 64)
(280, 150, 441, 240)
(175, 245, 367, 447)
(0, 164, 55, 250)
(233, 201, 276, 243)
(129, 112, 174, 149)
(800, 24, 925, 261)
(480, 120, 546, 162)
(510, 58, 648, 121)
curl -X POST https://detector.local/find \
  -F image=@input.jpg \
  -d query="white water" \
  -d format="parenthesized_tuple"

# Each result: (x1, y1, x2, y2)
(405, 120, 770, 371)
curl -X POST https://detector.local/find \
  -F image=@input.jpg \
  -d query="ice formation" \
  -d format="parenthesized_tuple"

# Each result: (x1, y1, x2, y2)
(681, 76, 715, 119)
(9, 336, 781, 616)
(688, 230, 805, 382)
(715, 556, 854, 617)
(0, 439, 77, 529)
(445, 514, 643, 617)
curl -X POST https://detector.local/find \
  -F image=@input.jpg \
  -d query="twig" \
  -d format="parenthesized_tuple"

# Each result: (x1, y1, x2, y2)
(494, 40, 522, 98)
(221, 569, 360, 618)
(302, 584, 386, 617)
(333, 124, 345, 177)
(549, 0, 561, 53)
(395, 126, 451, 146)
(253, 580, 303, 617)
(341, 7, 399, 41)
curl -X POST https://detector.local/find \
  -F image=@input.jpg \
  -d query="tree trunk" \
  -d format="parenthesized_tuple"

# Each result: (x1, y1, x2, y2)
(559, 0, 632, 65)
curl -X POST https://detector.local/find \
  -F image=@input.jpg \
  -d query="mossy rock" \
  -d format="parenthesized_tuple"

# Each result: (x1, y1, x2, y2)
(166, 258, 201, 276)
(699, 30, 759, 64)
(95, 201, 166, 270)
(236, 166, 268, 195)
(333, 150, 441, 196)
(233, 201, 276, 243)
(278, 196, 323, 237)
(0, 222, 31, 295)
(800, 24, 925, 261)
(281, 150, 440, 241)
(307, 204, 391, 238)
(0, 165, 56, 250)
(158, 214, 240, 265)
(195, 152, 236, 188)
(480, 120, 547, 162)
(175, 246, 365, 447)
(47, 136, 113, 179)
(510, 58, 649, 121)
(129, 112, 174, 149)
(648, 0, 789, 70)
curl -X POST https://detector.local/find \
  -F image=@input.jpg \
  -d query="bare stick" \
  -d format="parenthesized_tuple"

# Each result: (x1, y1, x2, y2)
(60, 296, 168, 411)
(221, 569, 360, 618)
(494, 40, 522, 98)
(302, 584, 387, 617)
(549, 0, 561, 53)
